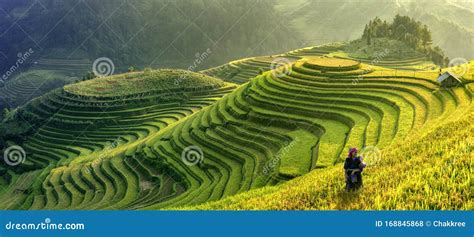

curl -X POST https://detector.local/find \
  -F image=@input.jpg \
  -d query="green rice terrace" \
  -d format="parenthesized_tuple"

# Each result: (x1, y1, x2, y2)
(0, 70, 72, 110)
(0, 46, 473, 210)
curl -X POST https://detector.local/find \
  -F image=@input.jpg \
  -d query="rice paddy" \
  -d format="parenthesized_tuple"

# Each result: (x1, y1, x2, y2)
(1, 48, 472, 210)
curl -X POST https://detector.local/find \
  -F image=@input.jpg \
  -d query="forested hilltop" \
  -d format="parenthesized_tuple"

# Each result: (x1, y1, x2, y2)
(361, 15, 447, 65)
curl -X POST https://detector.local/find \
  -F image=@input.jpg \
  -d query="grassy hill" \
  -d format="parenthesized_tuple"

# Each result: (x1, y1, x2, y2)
(0, 46, 472, 210)
(203, 40, 440, 85)
(0, 69, 236, 209)
(192, 104, 473, 210)
(338, 38, 437, 70)
(191, 56, 473, 210)
(203, 56, 298, 84)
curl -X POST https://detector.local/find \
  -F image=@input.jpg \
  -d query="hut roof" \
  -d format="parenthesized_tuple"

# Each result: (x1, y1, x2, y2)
(437, 71, 462, 84)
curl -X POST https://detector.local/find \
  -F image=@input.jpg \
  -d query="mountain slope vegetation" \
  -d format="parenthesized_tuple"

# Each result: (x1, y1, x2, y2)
(0, 11, 472, 210)
(0, 0, 301, 73)
(275, 0, 474, 59)
(0, 69, 237, 209)
(1, 43, 472, 209)
(193, 104, 473, 210)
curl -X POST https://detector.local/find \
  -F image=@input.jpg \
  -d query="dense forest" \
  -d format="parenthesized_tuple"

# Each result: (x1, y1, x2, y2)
(362, 15, 448, 66)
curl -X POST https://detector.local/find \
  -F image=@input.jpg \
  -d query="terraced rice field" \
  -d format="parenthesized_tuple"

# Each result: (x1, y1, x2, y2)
(194, 104, 474, 210)
(1, 53, 472, 210)
(0, 69, 236, 210)
(0, 70, 70, 110)
(141, 57, 471, 209)
(202, 49, 348, 85)
(32, 58, 92, 75)
(343, 55, 436, 71)
(203, 56, 298, 84)
(285, 44, 344, 58)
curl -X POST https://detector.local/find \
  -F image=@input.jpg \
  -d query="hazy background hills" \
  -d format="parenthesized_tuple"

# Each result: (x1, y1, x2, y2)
(0, 0, 302, 74)
(0, 0, 472, 76)
(275, 0, 473, 60)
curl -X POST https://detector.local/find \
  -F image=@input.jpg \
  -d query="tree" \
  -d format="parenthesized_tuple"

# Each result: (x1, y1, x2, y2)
(420, 25, 432, 50)
(367, 29, 372, 46)
(362, 24, 368, 38)
(443, 57, 450, 67)
(361, 15, 445, 65)
(430, 46, 446, 66)
(82, 71, 96, 81)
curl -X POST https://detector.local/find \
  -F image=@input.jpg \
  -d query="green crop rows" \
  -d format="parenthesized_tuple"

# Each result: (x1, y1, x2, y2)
(0, 48, 472, 210)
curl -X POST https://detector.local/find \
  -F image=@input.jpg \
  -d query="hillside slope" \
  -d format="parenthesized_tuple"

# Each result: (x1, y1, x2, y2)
(0, 69, 236, 209)
(1, 48, 472, 210)
(192, 103, 473, 210)
(175, 57, 472, 210)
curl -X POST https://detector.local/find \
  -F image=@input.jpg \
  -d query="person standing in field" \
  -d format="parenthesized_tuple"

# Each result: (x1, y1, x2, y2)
(344, 148, 366, 191)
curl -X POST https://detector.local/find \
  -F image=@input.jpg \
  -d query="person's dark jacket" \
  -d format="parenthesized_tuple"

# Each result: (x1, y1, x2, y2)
(344, 157, 364, 184)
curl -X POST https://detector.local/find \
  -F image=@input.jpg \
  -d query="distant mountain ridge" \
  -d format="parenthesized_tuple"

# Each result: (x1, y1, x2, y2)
(1, 0, 471, 77)
(275, 0, 474, 60)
